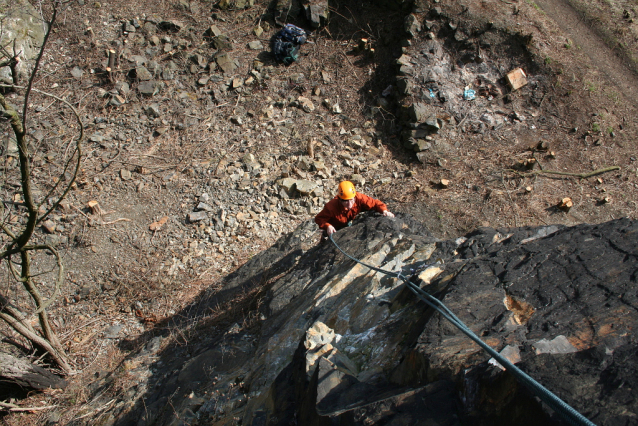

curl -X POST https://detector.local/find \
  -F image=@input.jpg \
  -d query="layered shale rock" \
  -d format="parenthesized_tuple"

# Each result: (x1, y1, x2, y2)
(86, 216, 637, 426)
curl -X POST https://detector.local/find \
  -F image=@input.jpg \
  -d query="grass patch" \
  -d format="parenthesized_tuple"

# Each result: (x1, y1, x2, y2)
(606, 91, 620, 102)
(525, 0, 541, 10)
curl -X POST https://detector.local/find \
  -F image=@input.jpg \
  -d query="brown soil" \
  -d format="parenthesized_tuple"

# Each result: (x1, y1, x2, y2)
(1, 0, 637, 422)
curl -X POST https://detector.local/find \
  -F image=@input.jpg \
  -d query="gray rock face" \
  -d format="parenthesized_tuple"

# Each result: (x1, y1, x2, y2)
(274, 0, 302, 26)
(304, 0, 329, 28)
(91, 217, 638, 426)
(0, 0, 47, 82)
(187, 211, 208, 223)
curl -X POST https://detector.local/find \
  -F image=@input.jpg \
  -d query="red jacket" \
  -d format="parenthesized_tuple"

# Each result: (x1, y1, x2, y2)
(315, 193, 388, 230)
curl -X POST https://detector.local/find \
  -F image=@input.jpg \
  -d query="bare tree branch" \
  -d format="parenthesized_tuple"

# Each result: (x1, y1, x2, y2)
(0, 0, 77, 375)
(21, 4, 56, 131)
(0, 83, 85, 224)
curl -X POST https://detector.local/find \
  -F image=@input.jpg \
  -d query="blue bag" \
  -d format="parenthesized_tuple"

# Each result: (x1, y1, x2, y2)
(271, 24, 308, 65)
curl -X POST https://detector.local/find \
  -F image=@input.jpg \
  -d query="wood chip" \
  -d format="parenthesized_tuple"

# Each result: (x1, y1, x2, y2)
(506, 67, 528, 91)
(149, 216, 169, 231)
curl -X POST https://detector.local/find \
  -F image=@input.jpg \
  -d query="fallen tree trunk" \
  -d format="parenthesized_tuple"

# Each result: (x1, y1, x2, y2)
(0, 352, 67, 390)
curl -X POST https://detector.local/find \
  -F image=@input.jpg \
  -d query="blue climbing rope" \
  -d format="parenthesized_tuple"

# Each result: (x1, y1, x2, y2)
(329, 233, 596, 426)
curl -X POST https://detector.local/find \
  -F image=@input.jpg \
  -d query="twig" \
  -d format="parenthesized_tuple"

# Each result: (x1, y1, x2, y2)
(530, 151, 543, 170)
(232, 94, 241, 114)
(39, 89, 69, 113)
(88, 148, 121, 178)
(457, 113, 469, 129)
(128, 153, 173, 161)
(506, 166, 620, 179)
(99, 218, 131, 225)
(119, 161, 180, 170)
(198, 264, 217, 278)
(79, 339, 106, 373)
(72, 204, 91, 220)
(72, 398, 115, 420)
(0, 401, 58, 412)
(501, 171, 519, 227)
(60, 317, 101, 341)
(340, 52, 358, 78)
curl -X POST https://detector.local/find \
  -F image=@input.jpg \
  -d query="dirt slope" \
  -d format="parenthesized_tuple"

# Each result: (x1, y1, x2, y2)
(535, 0, 638, 108)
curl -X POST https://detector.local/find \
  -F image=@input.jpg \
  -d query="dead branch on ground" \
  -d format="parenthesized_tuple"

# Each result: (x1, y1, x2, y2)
(506, 166, 620, 179)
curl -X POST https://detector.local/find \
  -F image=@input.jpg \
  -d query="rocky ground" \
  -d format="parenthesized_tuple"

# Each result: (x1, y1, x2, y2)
(1, 0, 638, 423)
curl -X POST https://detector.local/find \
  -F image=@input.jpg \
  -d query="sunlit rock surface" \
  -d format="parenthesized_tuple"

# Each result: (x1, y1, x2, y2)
(87, 215, 637, 426)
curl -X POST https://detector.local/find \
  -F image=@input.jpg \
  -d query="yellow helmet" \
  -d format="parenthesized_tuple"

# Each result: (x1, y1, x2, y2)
(338, 181, 356, 200)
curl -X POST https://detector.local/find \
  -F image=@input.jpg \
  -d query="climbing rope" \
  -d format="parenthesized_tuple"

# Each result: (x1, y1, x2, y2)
(329, 233, 596, 426)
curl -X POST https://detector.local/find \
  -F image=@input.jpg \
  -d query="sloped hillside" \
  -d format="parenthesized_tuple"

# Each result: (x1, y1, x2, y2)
(2, 0, 638, 422)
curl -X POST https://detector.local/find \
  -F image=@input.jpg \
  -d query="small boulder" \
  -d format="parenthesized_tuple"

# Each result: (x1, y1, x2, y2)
(135, 67, 153, 81)
(298, 96, 315, 113)
(404, 14, 421, 37)
(295, 180, 318, 195)
(188, 211, 208, 223)
(409, 103, 428, 122)
(216, 53, 237, 74)
(70, 66, 84, 79)
(138, 81, 162, 96)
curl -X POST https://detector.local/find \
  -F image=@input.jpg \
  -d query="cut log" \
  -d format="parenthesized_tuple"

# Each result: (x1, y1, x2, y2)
(557, 197, 573, 212)
(86, 200, 102, 215)
(0, 352, 67, 390)
(107, 49, 117, 82)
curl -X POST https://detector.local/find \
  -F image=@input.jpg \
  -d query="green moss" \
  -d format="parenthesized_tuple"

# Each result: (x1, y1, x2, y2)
(526, 0, 541, 10)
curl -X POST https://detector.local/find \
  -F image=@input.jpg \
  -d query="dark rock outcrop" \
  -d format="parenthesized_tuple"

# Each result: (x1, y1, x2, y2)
(85, 216, 638, 426)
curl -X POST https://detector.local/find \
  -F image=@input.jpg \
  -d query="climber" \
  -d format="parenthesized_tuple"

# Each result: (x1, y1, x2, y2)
(315, 181, 395, 242)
